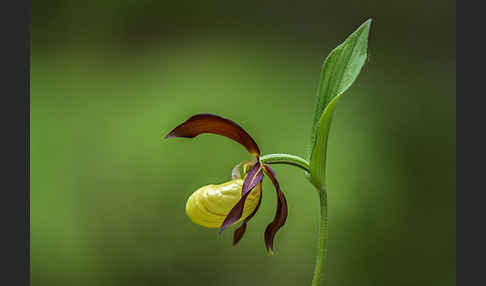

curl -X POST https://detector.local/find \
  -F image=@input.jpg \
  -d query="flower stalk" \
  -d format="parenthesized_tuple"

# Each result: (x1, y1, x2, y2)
(260, 153, 310, 172)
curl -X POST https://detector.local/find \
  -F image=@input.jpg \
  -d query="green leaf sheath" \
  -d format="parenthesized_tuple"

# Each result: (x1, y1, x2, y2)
(309, 97, 341, 191)
(308, 19, 371, 190)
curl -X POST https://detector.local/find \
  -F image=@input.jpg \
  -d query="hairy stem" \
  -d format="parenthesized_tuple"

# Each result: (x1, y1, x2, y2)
(311, 188, 328, 286)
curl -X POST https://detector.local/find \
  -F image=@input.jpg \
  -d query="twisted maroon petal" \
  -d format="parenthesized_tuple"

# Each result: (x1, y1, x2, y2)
(219, 162, 264, 234)
(240, 161, 264, 197)
(164, 114, 260, 157)
(233, 186, 262, 246)
(263, 164, 288, 253)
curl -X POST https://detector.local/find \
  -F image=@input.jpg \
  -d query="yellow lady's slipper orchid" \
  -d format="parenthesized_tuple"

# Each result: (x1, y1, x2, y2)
(165, 113, 287, 252)
(186, 179, 262, 228)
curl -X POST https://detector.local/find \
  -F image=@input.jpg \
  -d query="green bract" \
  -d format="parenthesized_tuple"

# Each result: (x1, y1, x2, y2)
(308, 19, 372, 191)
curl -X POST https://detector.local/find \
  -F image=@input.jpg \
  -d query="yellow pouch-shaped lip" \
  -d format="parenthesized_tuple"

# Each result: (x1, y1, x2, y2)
(186, 179, 262, 228)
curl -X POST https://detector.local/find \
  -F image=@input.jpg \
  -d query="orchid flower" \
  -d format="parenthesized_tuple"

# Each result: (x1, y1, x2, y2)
(164, 114, 288, 253)
(162, 19, 371, 286)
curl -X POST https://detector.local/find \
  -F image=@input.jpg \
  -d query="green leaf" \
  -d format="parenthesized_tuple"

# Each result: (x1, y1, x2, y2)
(308, 19, 371, 191)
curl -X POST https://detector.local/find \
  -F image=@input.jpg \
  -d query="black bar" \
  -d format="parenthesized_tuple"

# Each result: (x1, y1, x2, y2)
(0, 0, 30, 285)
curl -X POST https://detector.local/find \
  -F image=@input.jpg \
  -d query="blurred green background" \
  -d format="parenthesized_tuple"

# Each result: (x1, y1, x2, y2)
(31, 1, 456, 285)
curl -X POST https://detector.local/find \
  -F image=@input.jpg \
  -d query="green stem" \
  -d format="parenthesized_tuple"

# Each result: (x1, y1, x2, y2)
(259, 153, 328, 286)
(311, 188, 328, 286)
(260, 153, 310, 172)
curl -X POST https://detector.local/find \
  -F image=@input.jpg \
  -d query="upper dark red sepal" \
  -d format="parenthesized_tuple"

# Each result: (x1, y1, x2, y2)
(164, 114, 260, 157)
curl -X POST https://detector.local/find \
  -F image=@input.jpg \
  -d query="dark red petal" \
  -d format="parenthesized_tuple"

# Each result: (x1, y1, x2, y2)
(218, 192, 250, 235)
(263, 164, 288, 254)
(233, 223, 247, 246)
(233, 186, 263, 246)
(241, 161, 264, 197)
(164, 114, 260, 157)
(219, 162, 264, 234)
